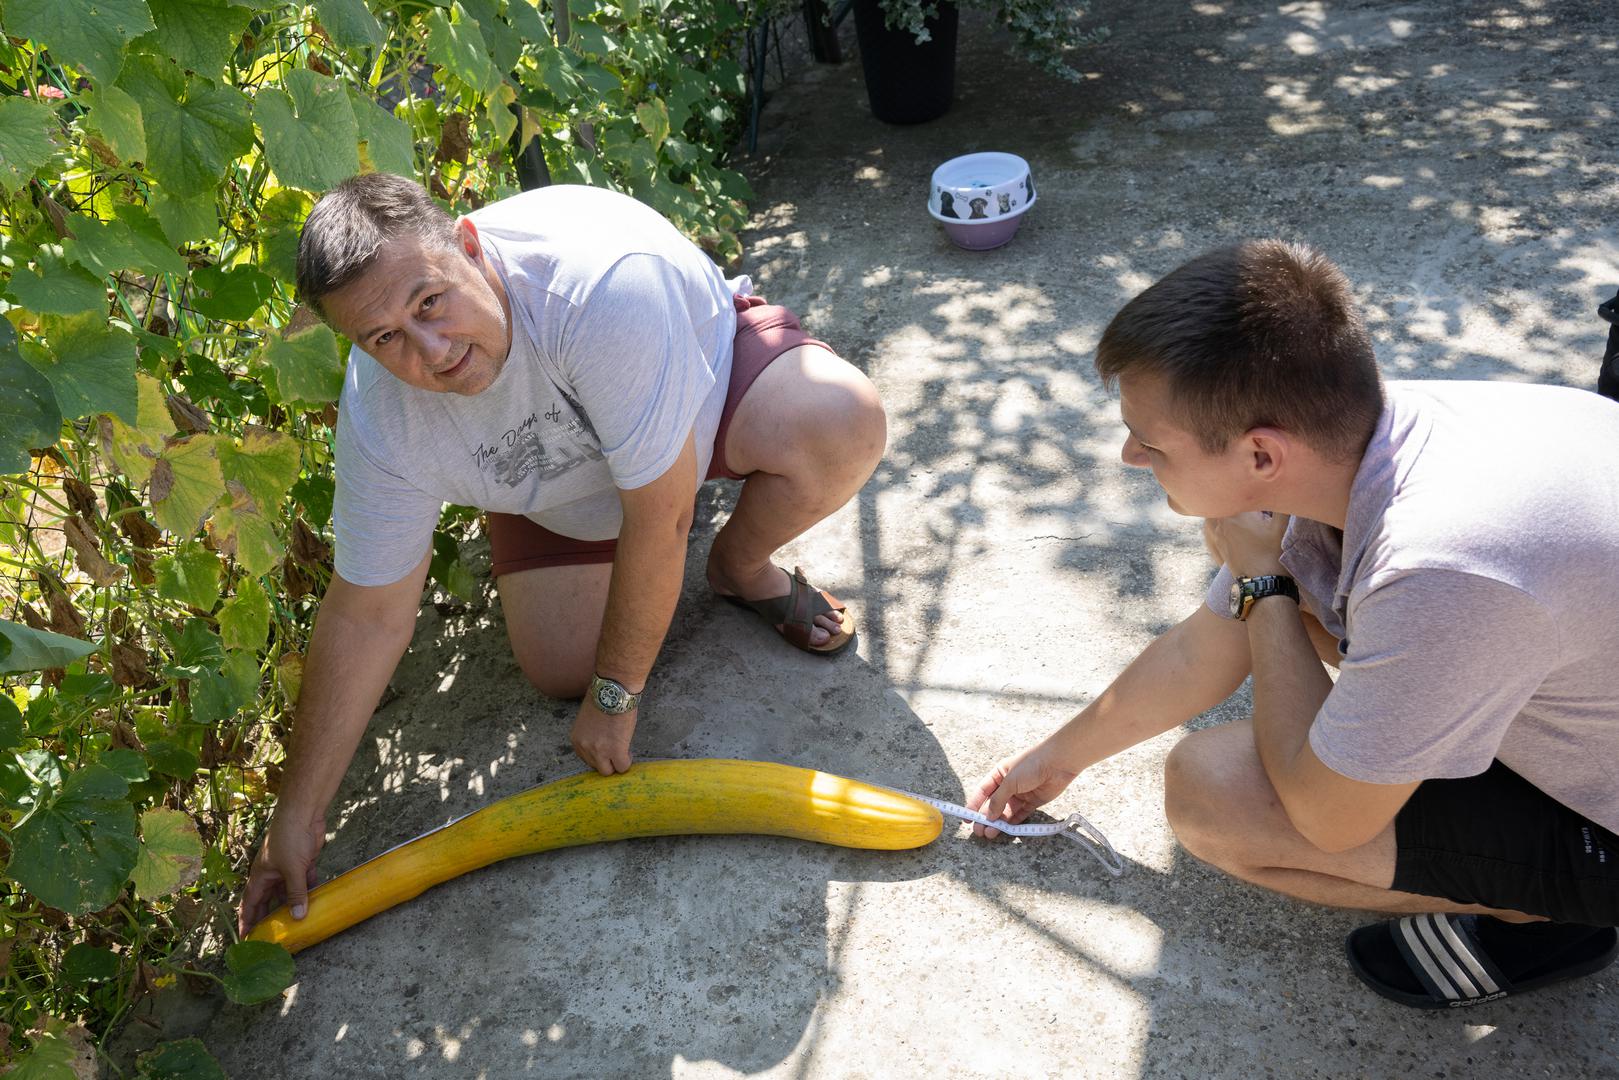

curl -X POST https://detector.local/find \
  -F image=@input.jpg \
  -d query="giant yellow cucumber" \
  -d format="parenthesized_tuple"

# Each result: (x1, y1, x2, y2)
(247, 758, 942, 953)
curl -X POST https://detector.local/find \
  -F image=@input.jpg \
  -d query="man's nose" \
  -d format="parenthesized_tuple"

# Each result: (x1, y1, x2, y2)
(1121, 433, 1148, 467)
(407, 324, 450, 370)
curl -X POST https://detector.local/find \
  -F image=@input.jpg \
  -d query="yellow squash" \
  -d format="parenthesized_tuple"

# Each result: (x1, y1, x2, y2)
(247, 758, 942, 953)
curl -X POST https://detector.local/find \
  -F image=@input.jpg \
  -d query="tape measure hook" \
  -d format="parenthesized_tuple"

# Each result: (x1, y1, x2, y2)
(1059, 812, 1126, 877)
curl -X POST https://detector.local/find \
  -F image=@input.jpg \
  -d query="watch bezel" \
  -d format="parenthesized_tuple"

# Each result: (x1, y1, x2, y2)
(590, 675, 638, 714)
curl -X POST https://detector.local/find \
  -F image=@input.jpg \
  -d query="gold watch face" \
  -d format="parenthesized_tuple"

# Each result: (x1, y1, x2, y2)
(1228, 581, 1246, 619)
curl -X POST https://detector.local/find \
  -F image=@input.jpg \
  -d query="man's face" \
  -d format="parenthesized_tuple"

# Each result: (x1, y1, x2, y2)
(1116, 371, 1256, 519)
(321, 221, 512, 396)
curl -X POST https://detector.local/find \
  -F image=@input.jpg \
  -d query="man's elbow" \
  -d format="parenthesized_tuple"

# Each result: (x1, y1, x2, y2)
(1283, 798, 1386, 854)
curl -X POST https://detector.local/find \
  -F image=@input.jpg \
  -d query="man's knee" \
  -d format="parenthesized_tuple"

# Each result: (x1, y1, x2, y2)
(520, 660, 590, 702)
(1162, 725, 1265, 867)
(796, 361, 887, 478)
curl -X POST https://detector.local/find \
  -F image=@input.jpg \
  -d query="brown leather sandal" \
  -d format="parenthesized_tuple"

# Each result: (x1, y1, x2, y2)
(721, 565, 857, 655)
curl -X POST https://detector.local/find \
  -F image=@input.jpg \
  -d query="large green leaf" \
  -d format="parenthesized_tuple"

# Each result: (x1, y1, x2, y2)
(139, 0, 254, 82)
(8, 763, 139, 914)
(217, 575, 271, 651)
(426, 5, 502, 95)
(313, 0, 386, 49)
(222, 940, 295, 1004)
(0, 319, 64, 474)
(62, 209, 188, 279)
(263, 323, 343, 405)
(348, 89, 416, 179)
(100, 372, 175, 484)
(190, 264, 275, 322)
(256, 189, 311, 285)
(136, 1038, 229, 1080)
(152, 188, 218, 245)
(154, 541, 222, 610)
(0, 619, 97, 674)
(63, 942, 121, 983)
(211, 494, 281, 576)
(24, 311, 138, 423)
(191, 647, 258, 724)
(0, 96, 59, 194)
(255, 69, 360, 193)
(4, 1029, 81, 1080)
(83, 84, 147, 164)
(218, 425, 299, 513)
(119, 54, 253, 197)
(7, 245, 108, 315)
(0, 695, 22, 752)
(163, 617, 224, 678)
(131, 807, 204, 898)
(505, 0, 553, 43)
(150, 433, 225, 535)
(1, 0, 155, 87)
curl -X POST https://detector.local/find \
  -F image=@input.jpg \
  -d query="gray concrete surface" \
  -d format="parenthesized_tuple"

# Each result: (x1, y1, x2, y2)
(166, 1, 1619, 1075)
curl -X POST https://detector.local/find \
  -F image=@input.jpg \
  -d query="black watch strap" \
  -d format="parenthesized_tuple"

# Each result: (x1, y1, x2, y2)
(1233, 575, 1300, 621)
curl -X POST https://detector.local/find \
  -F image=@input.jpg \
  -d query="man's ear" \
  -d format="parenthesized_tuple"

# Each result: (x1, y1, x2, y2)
(454, 217, 484, 261)
(1248, 427, 1288, 480)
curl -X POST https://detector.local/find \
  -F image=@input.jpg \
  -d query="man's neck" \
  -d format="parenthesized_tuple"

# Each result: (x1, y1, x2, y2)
(1274, 454, 1361, 531)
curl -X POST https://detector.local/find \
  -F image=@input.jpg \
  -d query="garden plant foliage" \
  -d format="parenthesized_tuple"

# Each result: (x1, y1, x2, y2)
(0, 0, 752, 1072)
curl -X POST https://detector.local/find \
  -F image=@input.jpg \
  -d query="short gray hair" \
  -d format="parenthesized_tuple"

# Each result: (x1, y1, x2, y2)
(295, 173, 458, 317)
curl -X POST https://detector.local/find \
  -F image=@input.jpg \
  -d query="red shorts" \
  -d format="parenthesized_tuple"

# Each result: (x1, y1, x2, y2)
(486, 295, 830, 577)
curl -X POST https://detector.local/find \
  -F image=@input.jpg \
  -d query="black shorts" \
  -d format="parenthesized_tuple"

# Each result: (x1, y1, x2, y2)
(1391, 761, 1619, 926)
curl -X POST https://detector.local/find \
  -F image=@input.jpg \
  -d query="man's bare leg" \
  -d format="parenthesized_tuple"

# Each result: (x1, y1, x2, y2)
(706, 344, 886, 648)
(499, 561, 613, 699)
(1162, 719, 1538, 921)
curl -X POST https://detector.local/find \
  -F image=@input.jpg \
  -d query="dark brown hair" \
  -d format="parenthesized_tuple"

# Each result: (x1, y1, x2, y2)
(1095, 240, 1383, 461)
(295, 173, 458, 316)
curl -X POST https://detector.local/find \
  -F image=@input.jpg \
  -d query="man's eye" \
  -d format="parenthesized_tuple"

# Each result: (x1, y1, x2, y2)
(421, 293, 440, 312)
(375, 330, 395, 346)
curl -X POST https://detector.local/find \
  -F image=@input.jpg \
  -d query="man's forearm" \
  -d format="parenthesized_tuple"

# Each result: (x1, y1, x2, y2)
(594, 523, 688, 691)
(1246, 597, 1334, 810)
(1048, 605, 1252, 772)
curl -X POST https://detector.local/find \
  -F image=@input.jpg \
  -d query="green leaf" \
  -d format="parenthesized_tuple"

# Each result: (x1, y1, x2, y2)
(0, 619, 95, 675)
(151, 433, 225, 535)
(140, 0, 255, 82)
(0, 319, 64, 474)
(136, 1038, 229, 1080)
(263, 323, 343, 405)
(131, 807, 204, 897)
(62, 208, 188, 279)
(119, 53, 253, 197)
(348, 89, 416, 179)
(222, 940, 295, 1005)
(217, 575, 270, 651)
(155, 541, 222, 610)
(24, 311, 138, 422)
(4, 1029, 81, 1079)
(505, 0, 552, 43)
(211, 496, 281, 576)
(151, 188, 217, 245)
(99, 747, 151, 782)
(1, 0, 155, 87)
(100, 372, 174, 484)
(568, 22, 619, 59)
(191, 647, 257, 724)
(163, 617, 224, 678)
(312, 0, 386, 49)
(143, 739, 199, 779)
(8, 763, 139, 914)
(290, 472, 334, 530)
(255, 69, 360, 193)
(430, 529, 476, 601)
(63, 942, 122, 983)
(190, 264, 274, 322)
(256, 189, 312, 284)
(218, 425, 299, 514)
(635, 99, 669, 152)
(7, 245, 108, 315)
(83, 84, 147, 164)
(0, 96, 60, 194)
(0, 695, 22, 752)
(426, 5, 502, 95)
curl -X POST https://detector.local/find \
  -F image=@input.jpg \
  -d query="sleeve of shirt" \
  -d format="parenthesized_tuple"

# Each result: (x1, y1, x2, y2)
(331, 403, 443, 587)
(1308, 569, 1558, 784)
(1205, 564, 1237, 618)
(560, 253, 720, 491)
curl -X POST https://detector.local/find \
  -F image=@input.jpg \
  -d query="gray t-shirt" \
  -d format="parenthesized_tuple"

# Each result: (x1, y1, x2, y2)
(1206, 381, 1619, 830)
(331, 185, 740, 586)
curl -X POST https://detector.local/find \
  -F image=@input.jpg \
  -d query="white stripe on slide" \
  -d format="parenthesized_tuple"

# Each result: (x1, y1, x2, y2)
(1398, 916, 1460, 1000)
(1430, 914, 1500, 995)
(1416, 914, 1480, 999)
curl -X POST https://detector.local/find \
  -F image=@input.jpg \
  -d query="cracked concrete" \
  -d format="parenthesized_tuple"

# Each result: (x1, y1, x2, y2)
(133, 1, 1618, 1075)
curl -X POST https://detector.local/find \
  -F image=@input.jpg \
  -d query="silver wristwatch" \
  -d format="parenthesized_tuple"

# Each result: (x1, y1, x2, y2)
(588, 674, 641, 714)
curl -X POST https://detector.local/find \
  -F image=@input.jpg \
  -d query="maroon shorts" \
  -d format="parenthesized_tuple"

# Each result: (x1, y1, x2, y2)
(486, 295, 830, 577)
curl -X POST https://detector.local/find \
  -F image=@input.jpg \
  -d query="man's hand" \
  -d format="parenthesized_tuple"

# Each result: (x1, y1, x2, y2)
(571, 698, 637, 775)
(966, 740, 1080, 839)
(1203, 511, 1291, 578)
(238, 810, 326, 936)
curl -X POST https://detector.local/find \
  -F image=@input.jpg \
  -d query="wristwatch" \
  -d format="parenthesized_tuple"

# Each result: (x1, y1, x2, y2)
(1228, 574, 1300, 621)
(587, 674, 641, 715)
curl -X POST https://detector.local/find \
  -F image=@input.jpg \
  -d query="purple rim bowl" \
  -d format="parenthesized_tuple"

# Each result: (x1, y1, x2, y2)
(940, 212, 1026, 251)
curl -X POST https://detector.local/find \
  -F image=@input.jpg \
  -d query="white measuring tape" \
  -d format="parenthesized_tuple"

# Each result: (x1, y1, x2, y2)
(892, 789, 1126, 877)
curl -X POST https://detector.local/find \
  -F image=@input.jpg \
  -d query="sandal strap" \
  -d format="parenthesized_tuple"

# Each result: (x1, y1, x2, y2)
(1393, 914, 1509, 1004)
(782, 566, 846, 651)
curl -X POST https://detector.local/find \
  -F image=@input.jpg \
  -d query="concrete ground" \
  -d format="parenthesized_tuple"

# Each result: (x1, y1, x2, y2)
(168, 1, 1617, 1076)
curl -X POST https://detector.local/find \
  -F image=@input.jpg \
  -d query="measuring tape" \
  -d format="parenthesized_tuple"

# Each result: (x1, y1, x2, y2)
(892, 789, 1126, 877)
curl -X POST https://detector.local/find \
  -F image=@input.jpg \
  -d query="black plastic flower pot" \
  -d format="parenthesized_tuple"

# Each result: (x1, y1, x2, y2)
(852, 0, 959, 125)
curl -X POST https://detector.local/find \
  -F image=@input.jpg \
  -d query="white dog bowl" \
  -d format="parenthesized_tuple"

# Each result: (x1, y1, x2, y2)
(928, 151, 1037, 250)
